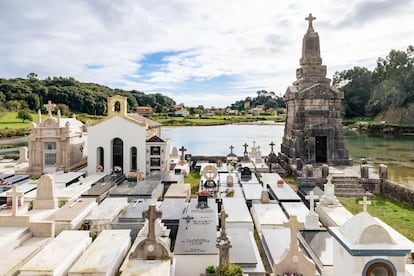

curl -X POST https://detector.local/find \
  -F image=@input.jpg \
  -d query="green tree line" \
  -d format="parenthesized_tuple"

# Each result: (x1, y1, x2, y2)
(333, 46, 414, 119)
(229, 90, 286, 111)
(0, 74, 176, 115)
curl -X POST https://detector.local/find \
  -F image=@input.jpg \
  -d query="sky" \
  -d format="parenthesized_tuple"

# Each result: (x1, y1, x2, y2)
(1, 0, 413, 108)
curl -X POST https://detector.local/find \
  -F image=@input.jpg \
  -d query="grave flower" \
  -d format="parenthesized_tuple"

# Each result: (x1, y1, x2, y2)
(113, 166, 122, 173)
(196, 189, 210, 196)
(277, 179, 284, 187)
(226, 188, 234, 197)
(96, 164, 103, 172)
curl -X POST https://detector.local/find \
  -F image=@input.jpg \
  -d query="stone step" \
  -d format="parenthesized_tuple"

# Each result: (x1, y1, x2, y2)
(335, 192, 374, 197)
(334, 183, 363, 188)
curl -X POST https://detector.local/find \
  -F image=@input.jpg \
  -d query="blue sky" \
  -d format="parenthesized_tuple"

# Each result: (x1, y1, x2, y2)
(0, 0, 413, 107)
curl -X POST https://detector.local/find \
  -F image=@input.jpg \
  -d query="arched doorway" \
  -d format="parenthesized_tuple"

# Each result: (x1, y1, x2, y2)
(112, 138, 123, 172)
(96, 147, 104, 171)
(130, 147, 137, 171)
(363, 259, 396, 276)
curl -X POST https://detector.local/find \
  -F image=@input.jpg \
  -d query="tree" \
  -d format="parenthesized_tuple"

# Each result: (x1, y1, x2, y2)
(27, 72, 38, 80)
(17, 109, 33, 122)
(333, 67, 372, 118)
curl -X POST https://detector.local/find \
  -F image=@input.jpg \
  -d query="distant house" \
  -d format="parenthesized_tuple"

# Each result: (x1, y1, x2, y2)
(136, 106, 154, 115)
(250, 105, 265, 116)
(175, 108, 190, 117)
(226, 109, 238, 115)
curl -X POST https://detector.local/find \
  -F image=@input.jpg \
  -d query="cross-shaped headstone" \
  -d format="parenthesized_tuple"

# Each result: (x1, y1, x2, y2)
(252, 140, 256, 148)
(219, 210, 228, 239)
(44, 100, 56, 117)
(8, 184, 23, 216)
(143, 203, 162, 241)
(179, 146, 187, 161)
(305, 191, 319, 213)
(359, 196, 371, 212)
(243, 143, 248, 155)
(283, 215, 304, 251)
(183, 214, 194, 230)
(269, 141, 275, 153)
(305, 13, 316, 32)
(229, 145, 234, 155)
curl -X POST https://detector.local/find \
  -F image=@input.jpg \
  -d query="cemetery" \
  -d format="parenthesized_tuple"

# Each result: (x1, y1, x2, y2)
(0, 13, 413, 276)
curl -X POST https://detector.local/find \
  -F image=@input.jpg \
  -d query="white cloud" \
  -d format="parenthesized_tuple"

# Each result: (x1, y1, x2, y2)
(1, 0, 414, 107)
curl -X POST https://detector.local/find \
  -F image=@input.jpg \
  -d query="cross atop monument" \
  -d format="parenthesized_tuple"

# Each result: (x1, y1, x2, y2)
(219, 210, 228, 239)
(305, 191, 319, 213)
(179, 146, 187, 161)
(143, 203, 162, 241)
(283, 215, 304, 251)
(269, 141, 275, 153)
(44, 100, 56, 118)
(305, 13, 316, 32)
(8, 184, 23, 216)
(229, 145, 234, 155)
(243, 143, 248, 154)
(359, 196, 371, 212)
(252, 140, 256, 148)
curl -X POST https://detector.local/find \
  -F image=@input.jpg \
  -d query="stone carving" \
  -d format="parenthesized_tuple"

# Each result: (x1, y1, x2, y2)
(216, 210, 232, 270)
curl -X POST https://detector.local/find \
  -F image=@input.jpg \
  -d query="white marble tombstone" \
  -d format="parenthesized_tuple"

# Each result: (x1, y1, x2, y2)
(20, 231, 92, 276)
(69, 230, 131, 276)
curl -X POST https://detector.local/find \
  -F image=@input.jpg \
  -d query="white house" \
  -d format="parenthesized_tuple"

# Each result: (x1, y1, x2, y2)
(87, 95, 167, 176)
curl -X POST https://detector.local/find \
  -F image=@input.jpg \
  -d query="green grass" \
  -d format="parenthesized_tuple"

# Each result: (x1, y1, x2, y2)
(339, 195, 414, 242)
(185, 171, 201, 194)
(0, 112, 41, 129)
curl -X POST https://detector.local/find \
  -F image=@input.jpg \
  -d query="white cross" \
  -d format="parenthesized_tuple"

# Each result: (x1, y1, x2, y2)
(305, 191, 319, 212)
(359, 196, 371, 212)
(7, 185, 23, 216)
(283, 215, 304, 251)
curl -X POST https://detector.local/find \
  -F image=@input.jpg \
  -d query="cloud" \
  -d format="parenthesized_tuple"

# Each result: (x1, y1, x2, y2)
(0, 0, 414, 107)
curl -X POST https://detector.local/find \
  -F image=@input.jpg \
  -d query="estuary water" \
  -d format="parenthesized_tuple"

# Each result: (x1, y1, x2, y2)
(161, 124, 414, 189)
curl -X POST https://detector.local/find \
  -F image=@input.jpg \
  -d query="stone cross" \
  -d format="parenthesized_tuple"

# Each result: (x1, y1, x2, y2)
(229, 145, 234, 155)
(359, 196, 371, 212)
(305, 191, 319, 213)
(179, 146, 187, 161)
(243, 143, 248, 155)
(283, 215, 304, 251)
(143, 203, 162, 241)
(8, 185, 23, 216)
(269, 141, 275, 153)
(305, 13, 316, 32)
(44, 100, 56, 117)
(252, 140, 256, 148)
(217, 210, 232, 270)
(219, 210, 228, 239)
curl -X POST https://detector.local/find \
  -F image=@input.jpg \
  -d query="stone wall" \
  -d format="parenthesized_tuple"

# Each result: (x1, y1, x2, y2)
(381, 179, 414, 207)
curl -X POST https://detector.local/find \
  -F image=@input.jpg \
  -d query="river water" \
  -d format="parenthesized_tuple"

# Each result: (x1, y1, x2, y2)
(161, 124, 414, 189)
(2, 124, 413, 188)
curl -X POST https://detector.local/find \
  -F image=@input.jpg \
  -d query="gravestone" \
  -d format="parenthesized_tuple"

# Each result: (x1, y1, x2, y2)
(240, 166, 252, 181)
(19, 231, 92, 276)
(174, 198, 218, 276)
(17, 147, 29, 163)
(319, 176, 339, 207)
(273, 215, 316, 275)
(379, 164, 388, 179)
(53, 198, 97, 235)
(361, 164, 369, 179)
(305, 191, 320, 230)
(359, 196, 371, 212)
(129, 202, 170, 260)
(171, 147, 179, 158)
(33, 174, 58, 210)
(251, 203, 288, 233)
(305, 164, 313, 177)
(68, 230, 131, 276)
(112, 198, 150, 241)
(83, 197, 129, 237)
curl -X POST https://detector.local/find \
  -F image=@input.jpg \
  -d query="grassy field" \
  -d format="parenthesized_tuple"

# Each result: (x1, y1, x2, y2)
(185, 171, 201, 194)
(339, 195, 414, 242)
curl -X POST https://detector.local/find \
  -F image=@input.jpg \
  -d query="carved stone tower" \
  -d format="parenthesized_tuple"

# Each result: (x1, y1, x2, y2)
(280, 14, 352, 166)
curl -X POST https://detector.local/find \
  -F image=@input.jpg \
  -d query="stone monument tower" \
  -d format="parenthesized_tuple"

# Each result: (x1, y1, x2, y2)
(281, 14, 351, 166)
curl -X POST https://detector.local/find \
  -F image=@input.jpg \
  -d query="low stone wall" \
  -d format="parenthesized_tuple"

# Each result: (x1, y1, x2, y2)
(382, 179, 414, 207)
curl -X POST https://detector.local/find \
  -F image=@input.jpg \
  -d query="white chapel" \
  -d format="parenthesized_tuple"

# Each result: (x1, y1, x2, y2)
(87, 95, 170, 176)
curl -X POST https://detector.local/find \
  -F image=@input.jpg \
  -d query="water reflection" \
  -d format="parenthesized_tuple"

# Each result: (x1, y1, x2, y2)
(162, 125, 414, 189)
